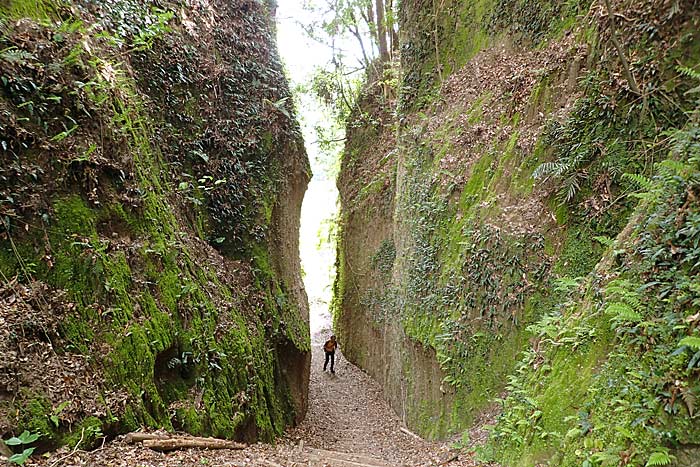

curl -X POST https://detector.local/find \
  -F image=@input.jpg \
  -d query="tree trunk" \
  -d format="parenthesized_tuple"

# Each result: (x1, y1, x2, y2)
(375, 0, 389, 63)
(365, 3, 378, 53)
(432, 0, 444, 83)
(386, 0, 398, 58)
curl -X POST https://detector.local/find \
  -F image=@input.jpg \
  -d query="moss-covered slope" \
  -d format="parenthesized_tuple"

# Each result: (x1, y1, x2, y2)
(0, 0, 310, 448)
(334, 0, 700, 463)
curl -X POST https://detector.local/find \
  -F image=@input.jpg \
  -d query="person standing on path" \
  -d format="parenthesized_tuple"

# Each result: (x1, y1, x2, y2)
(323, 335, 338, 373)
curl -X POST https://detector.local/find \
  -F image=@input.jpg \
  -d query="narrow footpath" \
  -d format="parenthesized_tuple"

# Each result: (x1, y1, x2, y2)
(31, 327, 486, 467)
(283, 327, 447, 465)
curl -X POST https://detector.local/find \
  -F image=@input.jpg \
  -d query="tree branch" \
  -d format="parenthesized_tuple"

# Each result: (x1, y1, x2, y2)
(603, 0, 640, 94)
(347, 11, 372, 69)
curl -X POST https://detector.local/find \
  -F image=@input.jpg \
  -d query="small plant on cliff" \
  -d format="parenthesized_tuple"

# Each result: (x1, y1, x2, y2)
(532, 62, 692, 210)
(370, 239, 396, 276)
(4, 431, 39, 465)
(132, 8, 174, 51)
(645, 450, 674, 467)
(676, 65, 700, 105)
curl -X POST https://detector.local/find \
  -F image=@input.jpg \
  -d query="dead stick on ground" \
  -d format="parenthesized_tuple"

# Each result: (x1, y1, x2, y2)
(435, 453, 459, 466)
(49, 428, 84, 467)
(400, 427, 423, 441)
(142, 436, 246, 451)
(124, 433, 171, 444)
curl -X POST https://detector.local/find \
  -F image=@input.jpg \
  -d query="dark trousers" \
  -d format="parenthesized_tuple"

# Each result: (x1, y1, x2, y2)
(323, 351, 335, 372)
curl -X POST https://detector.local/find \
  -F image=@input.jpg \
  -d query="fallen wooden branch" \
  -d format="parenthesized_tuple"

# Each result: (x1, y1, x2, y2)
(124, 432, 246, 451)
(142, 436, 246, 451)
(400, 427, 423, 441)
(261, 459, 285, 467)
(435, 453, 459, 466)
(124, 432, 170, 444)
(49, 428, 85, 467)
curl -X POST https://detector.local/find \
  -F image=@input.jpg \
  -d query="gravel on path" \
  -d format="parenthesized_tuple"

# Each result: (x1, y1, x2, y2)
(284, 327, 441, 465)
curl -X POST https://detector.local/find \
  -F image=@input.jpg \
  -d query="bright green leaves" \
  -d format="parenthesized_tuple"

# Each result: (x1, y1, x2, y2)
(678, 336, 700, 350)
(132, 8, 174, 51)
(49, 400, 71, 428)
(675, 336, 700, 370)
(8, 449, 35, 466)
(645, 449, 674, 467)
(4, 431, 40, 465)
(605, 302, 642, 325)
(603, 279, 645, 330)
(4, 431, 39, 446)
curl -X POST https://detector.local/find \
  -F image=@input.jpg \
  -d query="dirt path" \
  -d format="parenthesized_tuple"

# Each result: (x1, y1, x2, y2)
(26, 326, 484, 467)
(284, 327, 442, 465)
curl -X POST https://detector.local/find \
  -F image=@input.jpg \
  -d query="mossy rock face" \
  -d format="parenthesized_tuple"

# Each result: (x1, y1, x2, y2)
(337, 0, 594, 436)
(336, 0, 700, 460)
(673, 447, 700, 467)
(0, 0, 309, 446)
(493, 142, 700, 466)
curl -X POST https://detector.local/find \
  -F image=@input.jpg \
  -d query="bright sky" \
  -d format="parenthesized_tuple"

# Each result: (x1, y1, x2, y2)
(276, 1, 329, 90)
(276, 0, 333, 176)
(276, 0, 342, 336)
